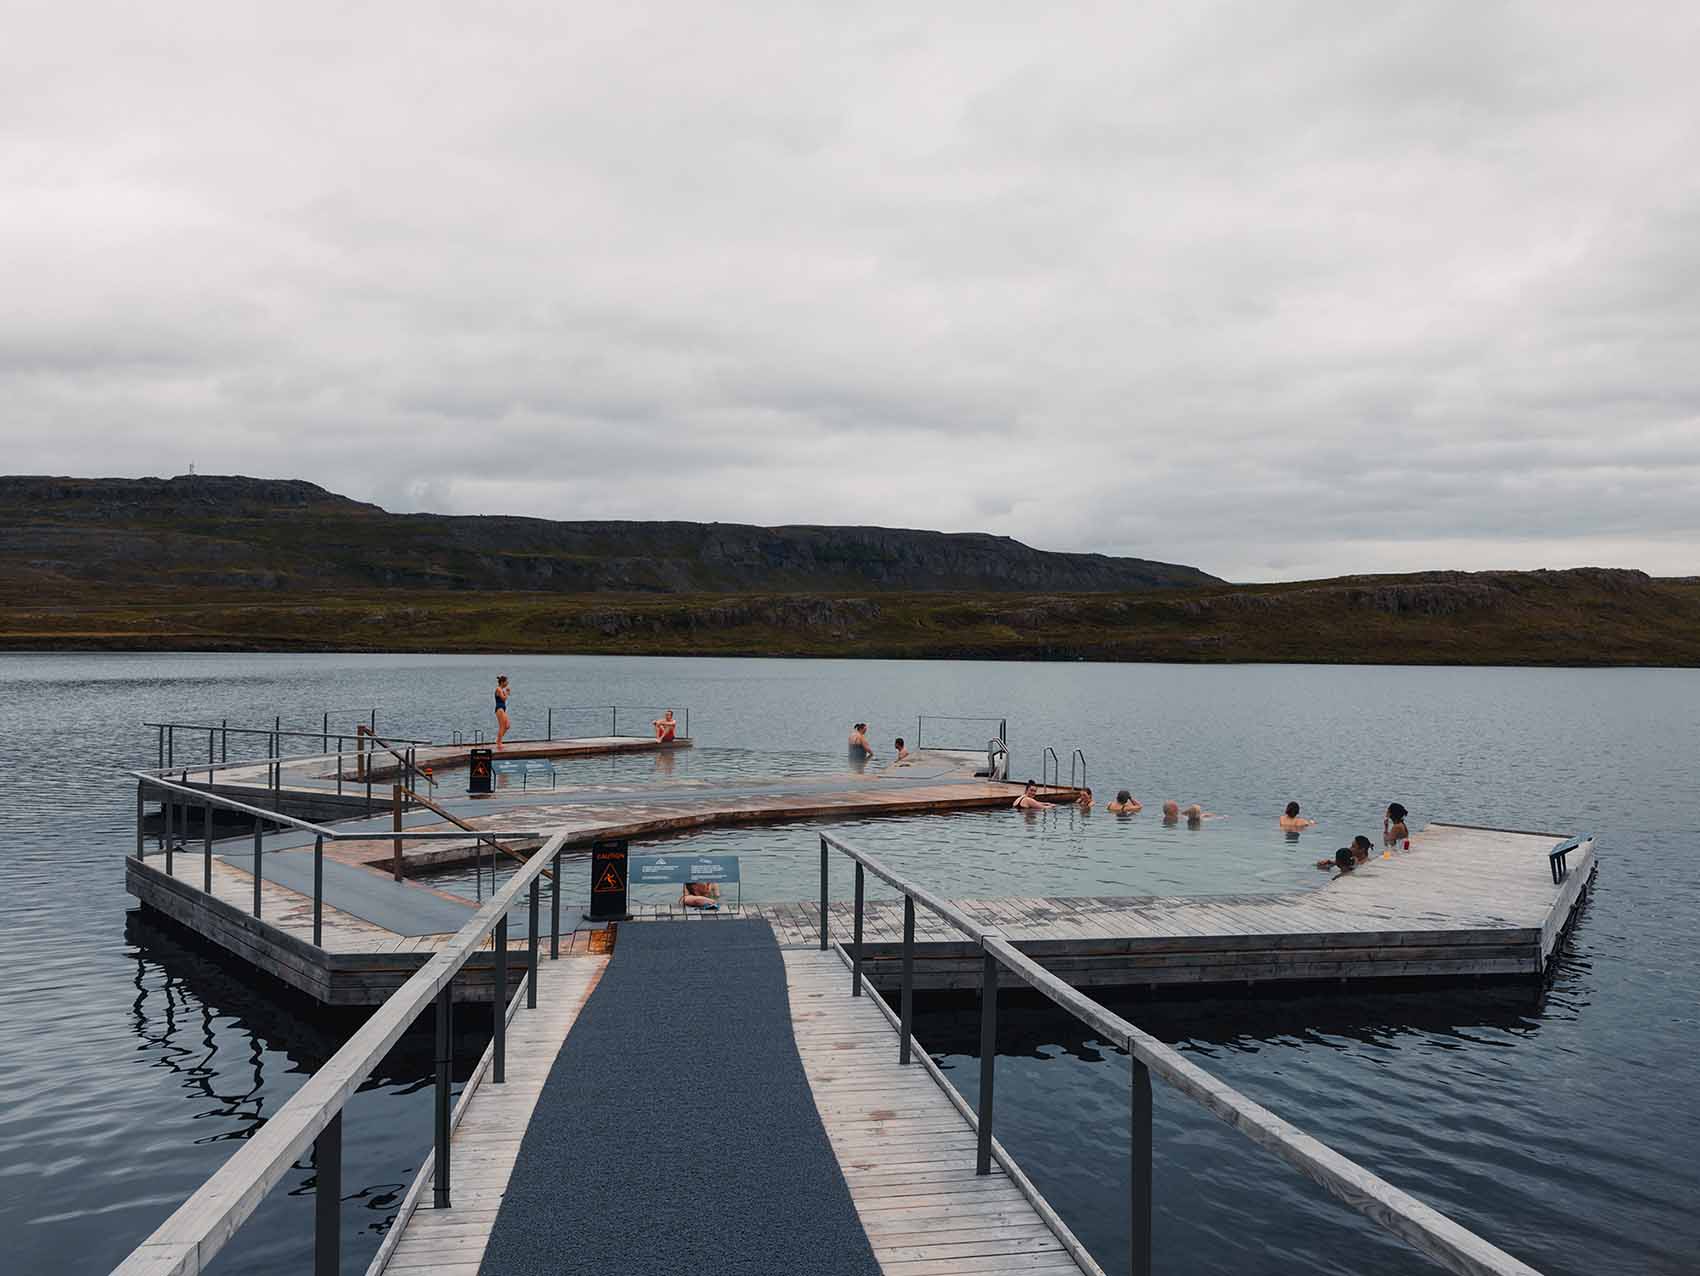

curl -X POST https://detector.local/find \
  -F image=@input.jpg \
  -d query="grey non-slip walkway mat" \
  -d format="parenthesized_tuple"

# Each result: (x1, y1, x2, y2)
(477, 920, 881, 1276)
(217, 850, 478, 936)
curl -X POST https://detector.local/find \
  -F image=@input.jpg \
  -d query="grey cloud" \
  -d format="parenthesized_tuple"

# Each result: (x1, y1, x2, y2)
(2, 2, 1697, 582)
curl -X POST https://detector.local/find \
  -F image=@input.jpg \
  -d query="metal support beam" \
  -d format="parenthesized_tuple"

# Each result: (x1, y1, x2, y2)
(528, 880, 540, 1009)
(493, 919, 507, 1083)
(1131, 1059, 1153, 1276)
(203, 802, 213, 893)
(852, 862, 865, 997)
(312, 835, 324, 948)
(252, 816, 263, 918)
(433, 983, 452, 1209)
(313, 1111, 341, 1276)
(976, 953, 998, 1175)
(900, 895, 915, 1065)
(550, 850, 562, 959)
(818, 836, 829, 951)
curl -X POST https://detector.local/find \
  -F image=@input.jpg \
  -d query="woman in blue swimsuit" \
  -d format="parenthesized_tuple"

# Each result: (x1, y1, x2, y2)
(494, 675, 511, 748)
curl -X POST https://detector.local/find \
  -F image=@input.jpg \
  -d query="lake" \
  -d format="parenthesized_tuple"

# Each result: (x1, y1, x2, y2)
(1, 652, 1695, 1275)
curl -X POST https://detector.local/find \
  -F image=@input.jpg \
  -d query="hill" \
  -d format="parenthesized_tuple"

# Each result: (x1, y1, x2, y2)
(0, 474, 1219, 595)
(2, 476, 1696, 664)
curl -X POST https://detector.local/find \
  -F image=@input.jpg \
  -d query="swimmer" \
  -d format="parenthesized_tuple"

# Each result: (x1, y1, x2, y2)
(1279, 801, 1315, 832)
(1182, 803, 1219, 827)
(848, 723, 875, 760)
(1384, 802, 1410, 847)
(1350, 835, 1373, 864)
(893, 737, 911, 763)
(1316, 846, 1355, 876)
(493, 675, 511, 749)
(1161, 800, 1181, 825)
(1013, 780, 1052, 811)
(1108, 789, 1142, 813)
(652, 709, 678, 742)
(1075, 786, 1093, 809)
(680, 880, 720, 911)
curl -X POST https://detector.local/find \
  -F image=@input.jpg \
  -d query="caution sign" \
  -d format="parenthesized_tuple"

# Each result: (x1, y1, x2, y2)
(468, 748, 493, 795)
(584, 839, 629, 921)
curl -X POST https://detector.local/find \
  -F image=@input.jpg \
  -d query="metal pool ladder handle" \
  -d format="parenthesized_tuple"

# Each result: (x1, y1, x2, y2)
(1041, 747, 1058, 788)
(1069, 749, 1086, 790)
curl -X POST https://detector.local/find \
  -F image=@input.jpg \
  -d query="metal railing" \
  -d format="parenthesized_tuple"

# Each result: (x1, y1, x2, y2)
(142, 733, 437, 821)
(916, 714, 1006, 751)
(144, 713, 407, 770)
(134, 774, 551, 946)
(115, 813, 573, 1276)
(1070, 748, 1087, 791)
(544, 704, 689, 741)
(1041, 746, 1059, 788)
(816, 832, 1544, 1276)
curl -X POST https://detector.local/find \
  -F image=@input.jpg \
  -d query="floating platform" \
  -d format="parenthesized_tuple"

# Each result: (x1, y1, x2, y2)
(127, 735, 1595, 1005)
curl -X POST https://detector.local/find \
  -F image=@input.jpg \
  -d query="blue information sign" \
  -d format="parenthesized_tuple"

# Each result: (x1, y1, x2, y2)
(629, 854, 741, 886)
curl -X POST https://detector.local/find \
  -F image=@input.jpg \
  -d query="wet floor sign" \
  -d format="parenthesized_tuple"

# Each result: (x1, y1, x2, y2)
(585, 838, 630, 921)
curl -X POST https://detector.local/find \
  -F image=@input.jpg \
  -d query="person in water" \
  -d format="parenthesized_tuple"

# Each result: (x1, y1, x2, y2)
(1161, 799, 1181, 824)
(493, 675, 511, 749)
(1350, 834, 1374, 863)
(848, 723, 875, 759)
(652, 710, 678, 742)
(893, 737, 911, 762)
(1384, 802, 1410, 847)
(1315, 846, 1355, 875)
(1279, 801, 1315, 831)
(1013, 780, 1052, 810)
(1108, 789, 1142, 813)
(1075, 786, 1093, 809)
(680, 880, 720, 910)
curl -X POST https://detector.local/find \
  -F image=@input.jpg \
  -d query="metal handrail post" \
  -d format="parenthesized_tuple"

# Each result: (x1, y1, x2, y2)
(976, 953, 998, 1175)
(164, 793, 175, 876)
(252, 816, 263, 918)
(684, 707, 689, 739)
(336, 740, 343, 796)
(167, 724, 174, 768)
(527, 881, 540, 1009)
(547, 708, 552, 741)
(818, 837, 829, 950)
(313, 1110, 341, 1276)
(900, 895, 915, 1065)
(313, 836, 324, 948)
(392, 786, 403, 882)
(852, 862, 865, 997)
(203, 802, 213, 893)
(611, 706, 618, 737)
(322, 713, 329, 754)
(157, 725, 164, 771)
(208, 729, 215, 784)
(1131, 1060, 1153, 1276)
(493, 919, 508, 1083)
(136, 783, 145, 861)
(550, 850, 562, 959)
(433, 983, 453, 1209)
(221, 719, 228, 763)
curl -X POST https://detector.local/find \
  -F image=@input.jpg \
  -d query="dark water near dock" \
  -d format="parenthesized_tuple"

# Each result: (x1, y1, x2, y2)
(1, 653, 1696, 1275)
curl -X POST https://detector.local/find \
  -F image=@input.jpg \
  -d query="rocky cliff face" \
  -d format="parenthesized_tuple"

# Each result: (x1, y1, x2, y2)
(0, 474, 1221, 595)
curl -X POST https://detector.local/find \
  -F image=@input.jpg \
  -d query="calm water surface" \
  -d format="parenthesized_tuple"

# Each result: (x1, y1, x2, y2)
(1, 654, 1695, 1274)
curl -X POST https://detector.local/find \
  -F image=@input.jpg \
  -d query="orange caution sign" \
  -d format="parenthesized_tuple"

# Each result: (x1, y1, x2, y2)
(594, 862, 624, 893)
(584, 839, 630, 921)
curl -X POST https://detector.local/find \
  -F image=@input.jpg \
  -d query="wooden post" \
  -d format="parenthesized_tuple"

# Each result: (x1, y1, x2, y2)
(392, 786, 403, 882)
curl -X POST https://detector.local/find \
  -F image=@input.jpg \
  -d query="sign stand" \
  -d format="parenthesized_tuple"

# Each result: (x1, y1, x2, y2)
(584, 838, 631, 922)
(468, 748, 493, 796)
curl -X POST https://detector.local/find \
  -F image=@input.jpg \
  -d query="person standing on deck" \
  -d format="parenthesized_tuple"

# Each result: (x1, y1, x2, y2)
(494, 675, 511, 749)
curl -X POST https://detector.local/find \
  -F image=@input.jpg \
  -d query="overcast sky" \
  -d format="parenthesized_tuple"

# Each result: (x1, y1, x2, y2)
(4, 3, 1698, 580)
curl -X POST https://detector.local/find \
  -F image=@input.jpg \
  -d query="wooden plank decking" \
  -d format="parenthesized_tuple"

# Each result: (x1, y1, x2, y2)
(370, 953, 607, 1276)
(367, 946, 1093, 1276)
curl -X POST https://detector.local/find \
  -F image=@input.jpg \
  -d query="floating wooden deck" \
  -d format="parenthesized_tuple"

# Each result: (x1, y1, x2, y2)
(367, 946, 1095, 1276)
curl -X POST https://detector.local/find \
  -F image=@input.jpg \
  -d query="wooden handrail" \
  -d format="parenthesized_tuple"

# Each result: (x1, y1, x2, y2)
(113, 829, 571, 1276)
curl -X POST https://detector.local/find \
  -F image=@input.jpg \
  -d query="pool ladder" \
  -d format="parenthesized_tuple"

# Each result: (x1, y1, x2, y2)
(1040, 747, 1086, 790)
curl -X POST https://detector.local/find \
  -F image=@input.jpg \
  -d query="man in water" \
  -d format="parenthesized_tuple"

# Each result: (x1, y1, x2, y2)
(1161, 799, 1181, 824)
(1315, 847, 1356, 875)
(1013, 780, 1051, 810)
(848, 723, 875, 760)
(1181, 803, 1218, 827)
(1108, 789, 1142, 813)
(892, 737, 911, 763)
(1279, 801, 1315, 831)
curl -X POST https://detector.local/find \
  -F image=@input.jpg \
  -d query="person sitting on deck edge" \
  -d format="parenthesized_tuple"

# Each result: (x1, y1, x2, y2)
(1108, 789, 1142, 813)
(1013, 780, 1051, 810)
(1279, 801, 1315, 831)
(652, 709, 678, 743)
(1384, 802, 1410, 847)
(681, 880, 720, 911)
